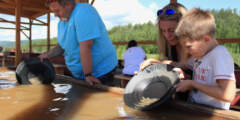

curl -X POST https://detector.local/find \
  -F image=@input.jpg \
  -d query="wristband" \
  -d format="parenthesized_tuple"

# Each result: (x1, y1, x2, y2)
(84, 73, 92, 77)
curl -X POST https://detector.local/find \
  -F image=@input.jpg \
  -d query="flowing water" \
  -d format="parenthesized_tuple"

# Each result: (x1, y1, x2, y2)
(0, 68, 230, 120)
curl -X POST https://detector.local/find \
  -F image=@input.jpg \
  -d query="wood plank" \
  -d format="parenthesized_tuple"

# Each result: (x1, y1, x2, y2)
(114, 74, 132, 81)
(27, 38, 240, 47)
(30, 10, 50, 19)
(0, 7, 15, 16)
(0, 2, 48, 12)
(218, 38, 240, 43)
(55, 74, 124, 96)
(15, 0, 22, 66)
(53, 64, 66, 75)
(56, 74, 240, 120)
(171, 100, 240, 120)
(34, 18, 47, 24)
(114, 74, 132, 88)
(0, 18, 47, 26)
(0, 0, 49, 18)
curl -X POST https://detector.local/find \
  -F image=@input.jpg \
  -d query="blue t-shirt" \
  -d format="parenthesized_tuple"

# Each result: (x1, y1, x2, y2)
(57, 3, 117, 79)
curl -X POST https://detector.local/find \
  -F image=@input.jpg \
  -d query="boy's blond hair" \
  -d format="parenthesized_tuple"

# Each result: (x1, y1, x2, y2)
(157, 3, 187, 60)
(175, 8, 216, 62)
(175, 8, 216, 41)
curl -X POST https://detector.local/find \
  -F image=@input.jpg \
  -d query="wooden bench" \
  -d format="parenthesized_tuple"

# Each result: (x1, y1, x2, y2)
(114, 74, 132, 88)
(53, 64, 66, 75)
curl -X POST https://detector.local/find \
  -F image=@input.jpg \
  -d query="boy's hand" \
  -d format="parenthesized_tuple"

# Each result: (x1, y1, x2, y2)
(173, 67, 185, 79)
(134, 71, 138, 75)
(175, 80, 193, 92)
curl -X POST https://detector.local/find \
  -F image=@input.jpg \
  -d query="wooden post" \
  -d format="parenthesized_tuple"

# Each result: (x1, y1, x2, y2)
(91, 0, 95, 5)
(29, 19, 32, 53)
(15, 0, 22, 66)
(170, 0, 177, 3)
(47, 13, 50, 51)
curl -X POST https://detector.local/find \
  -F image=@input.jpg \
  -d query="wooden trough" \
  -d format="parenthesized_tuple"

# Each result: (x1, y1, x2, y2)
(57, 74, 240, 120)
(0, 67, 240, 120)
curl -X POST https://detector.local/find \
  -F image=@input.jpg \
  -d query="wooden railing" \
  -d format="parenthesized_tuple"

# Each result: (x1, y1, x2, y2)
(31, 38, 240, 47)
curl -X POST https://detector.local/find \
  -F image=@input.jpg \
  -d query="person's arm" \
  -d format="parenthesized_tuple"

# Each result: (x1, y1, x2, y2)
(175, 79, 236, 102)
(140, 58, 177, 71)
(79, 40, 101, 85)
(39, 44, 64, 60)
(139, 58, 161, 71)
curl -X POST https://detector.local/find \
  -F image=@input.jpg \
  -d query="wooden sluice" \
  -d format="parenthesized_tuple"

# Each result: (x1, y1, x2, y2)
(55, 74, 240, 120)
(0, 67, 240, 120)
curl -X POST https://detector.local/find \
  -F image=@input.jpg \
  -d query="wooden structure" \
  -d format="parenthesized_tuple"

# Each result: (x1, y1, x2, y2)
(0, 0, 50, 65)
(0, 0, 94, 66)
(56, 75, 240, 119)
(0, 0, 239, 70)
(113, 38, 240, 45)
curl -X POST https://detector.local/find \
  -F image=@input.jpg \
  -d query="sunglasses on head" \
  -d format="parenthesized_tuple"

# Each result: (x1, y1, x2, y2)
(157, 9, 176, 16)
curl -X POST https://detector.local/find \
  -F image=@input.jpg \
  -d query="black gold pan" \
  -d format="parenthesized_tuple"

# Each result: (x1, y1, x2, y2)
(124, 63, 179, 111)
(15, 57, 56, 85)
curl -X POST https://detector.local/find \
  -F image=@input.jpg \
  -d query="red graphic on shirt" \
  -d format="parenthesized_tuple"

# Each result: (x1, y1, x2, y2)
(196, 68, 208, 81)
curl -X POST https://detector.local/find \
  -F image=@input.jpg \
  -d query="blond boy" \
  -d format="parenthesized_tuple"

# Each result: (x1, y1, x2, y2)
(175, 8, 236, 110)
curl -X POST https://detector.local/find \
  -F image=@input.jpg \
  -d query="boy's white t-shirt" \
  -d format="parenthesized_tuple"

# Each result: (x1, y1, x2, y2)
(123, 46, 146, 75)
(189, 45, 235, 110)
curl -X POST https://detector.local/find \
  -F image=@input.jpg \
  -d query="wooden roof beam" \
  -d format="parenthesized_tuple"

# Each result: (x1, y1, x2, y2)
(23, 7, 48, 12)
(21, 30, 30, 40)
(2, 0, 15, 7)
(0, 2, 13, 8)
(0, 17, 47, 26)
(0, 27, 15, 30)
(0, 2, 48, 12)
(0, 8, 15, 15)
(0, 19, 30, 30)
(0, 8, 32, 18)
(2, 0, 14, 5)
(33, 18, 47, 24)
(21, 0, 48, 9)
(30, 10, 50, 19)
(20, 25, 29, 30)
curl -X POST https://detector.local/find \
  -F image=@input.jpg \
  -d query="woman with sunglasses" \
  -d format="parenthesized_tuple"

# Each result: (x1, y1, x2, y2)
(140, 3, 188, 71)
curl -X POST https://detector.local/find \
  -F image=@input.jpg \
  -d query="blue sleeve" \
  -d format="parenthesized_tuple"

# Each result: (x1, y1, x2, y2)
(74, 7, 101, 42)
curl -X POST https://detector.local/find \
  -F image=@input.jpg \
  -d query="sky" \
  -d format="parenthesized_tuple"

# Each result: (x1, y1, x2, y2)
(0, 0, 240, 41)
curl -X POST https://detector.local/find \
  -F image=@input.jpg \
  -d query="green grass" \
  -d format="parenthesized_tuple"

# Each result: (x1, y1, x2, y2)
(146, 54, 160, 59)
(223, 43, 240, 66)
(232, 53, 240, 66)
